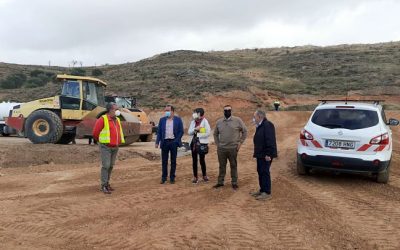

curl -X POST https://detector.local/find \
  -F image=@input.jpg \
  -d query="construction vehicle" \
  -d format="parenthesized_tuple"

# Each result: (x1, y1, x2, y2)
(5, 75, 141, 145)
(105, 96, 154, 142)
(0, 101, 21, 136)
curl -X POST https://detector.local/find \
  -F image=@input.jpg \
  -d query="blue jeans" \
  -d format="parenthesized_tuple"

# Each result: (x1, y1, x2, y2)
(161, 140, 178, 181)
(257, 158, 271, 194)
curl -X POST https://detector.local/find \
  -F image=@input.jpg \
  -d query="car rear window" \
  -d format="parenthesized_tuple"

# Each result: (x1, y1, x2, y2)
(311, 109, 379, 130)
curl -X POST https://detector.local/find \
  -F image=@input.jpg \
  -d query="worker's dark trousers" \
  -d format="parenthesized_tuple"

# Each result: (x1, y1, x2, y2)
(191, 149, 207, 178)
(161, 139, 178, 182)
(100, 144, 119, 187)
(257, 158, 271, 194)
(217, 147, 238, 185)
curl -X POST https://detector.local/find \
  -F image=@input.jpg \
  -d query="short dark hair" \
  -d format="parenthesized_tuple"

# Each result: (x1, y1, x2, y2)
(106, 102, 116, 112)
(194, 108, 205, 116)
(166, 104, 175, 112)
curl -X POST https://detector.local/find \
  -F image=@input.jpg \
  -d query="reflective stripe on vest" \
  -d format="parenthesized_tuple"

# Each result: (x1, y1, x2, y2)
(99, 115, 125, 144)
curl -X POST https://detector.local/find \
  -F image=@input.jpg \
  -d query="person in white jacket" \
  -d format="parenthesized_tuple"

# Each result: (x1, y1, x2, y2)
(188, 108, 211, 184)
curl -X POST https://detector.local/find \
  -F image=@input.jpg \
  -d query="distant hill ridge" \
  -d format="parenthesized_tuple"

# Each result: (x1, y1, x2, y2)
(1, 41, 399, 108)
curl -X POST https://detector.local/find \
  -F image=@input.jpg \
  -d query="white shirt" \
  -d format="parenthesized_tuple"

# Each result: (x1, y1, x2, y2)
(165, 119, 175, 139)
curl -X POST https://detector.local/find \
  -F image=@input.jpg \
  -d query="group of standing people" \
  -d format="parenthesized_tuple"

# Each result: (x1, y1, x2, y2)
(93, 103, 277, 201)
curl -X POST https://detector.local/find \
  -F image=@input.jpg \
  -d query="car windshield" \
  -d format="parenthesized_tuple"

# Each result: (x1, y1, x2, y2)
(311, 109, 379, 130)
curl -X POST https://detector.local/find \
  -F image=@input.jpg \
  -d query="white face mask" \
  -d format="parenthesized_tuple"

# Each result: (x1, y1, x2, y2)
(115, 110, 121, 117)
(252, 117, 256, 124)
(192, 113, 199, 120)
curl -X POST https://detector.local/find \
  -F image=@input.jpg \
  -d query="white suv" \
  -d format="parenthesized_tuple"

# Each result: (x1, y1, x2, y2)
(297, 100, 399, 183)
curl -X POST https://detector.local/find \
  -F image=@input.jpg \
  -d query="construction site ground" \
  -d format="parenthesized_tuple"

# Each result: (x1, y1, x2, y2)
(0, 111, 400, 249)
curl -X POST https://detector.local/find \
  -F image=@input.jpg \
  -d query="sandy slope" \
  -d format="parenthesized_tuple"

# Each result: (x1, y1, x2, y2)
(0, 111, 399, 249)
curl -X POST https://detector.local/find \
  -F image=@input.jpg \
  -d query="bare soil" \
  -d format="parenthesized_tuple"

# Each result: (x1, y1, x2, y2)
(0, 111, 399, 249)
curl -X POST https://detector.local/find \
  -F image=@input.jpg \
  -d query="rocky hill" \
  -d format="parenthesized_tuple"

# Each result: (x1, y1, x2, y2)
(1, 42, 399, 110)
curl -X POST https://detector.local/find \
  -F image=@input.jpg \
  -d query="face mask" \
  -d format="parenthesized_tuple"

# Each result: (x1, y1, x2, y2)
(165, 111, 171, 117)
(115, 110, 121, 117)
(224, 110, 231, 119)
(192, 113, 199, 120)
(252, 117, 256, 124)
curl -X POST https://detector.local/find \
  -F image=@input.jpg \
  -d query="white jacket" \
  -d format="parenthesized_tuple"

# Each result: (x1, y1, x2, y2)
(188, 118, 211, 144)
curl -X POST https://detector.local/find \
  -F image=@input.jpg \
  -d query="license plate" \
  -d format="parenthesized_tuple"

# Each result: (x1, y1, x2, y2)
(325, 140, 355, 149)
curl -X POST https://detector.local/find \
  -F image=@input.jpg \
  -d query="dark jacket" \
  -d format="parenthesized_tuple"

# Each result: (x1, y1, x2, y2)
(156, 116, 184, 147)
(253, 118, 278, 159)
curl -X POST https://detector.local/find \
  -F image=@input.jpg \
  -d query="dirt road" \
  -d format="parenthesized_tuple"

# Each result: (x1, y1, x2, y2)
(0, 111, 399, 249)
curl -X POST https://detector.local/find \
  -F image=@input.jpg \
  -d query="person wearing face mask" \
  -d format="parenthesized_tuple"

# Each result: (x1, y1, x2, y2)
(155, 104, 184, 184)
(250, 110, 277, 201)
(92, 102, 125, 194)
(188, 108, 211, 184)
(213, 105, 248, 190)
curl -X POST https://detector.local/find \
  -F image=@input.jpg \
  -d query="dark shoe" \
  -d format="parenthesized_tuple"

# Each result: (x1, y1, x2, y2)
(170, 180, 175, 184)
(213, 183, 224, 189)
(192, 177, 198, 184)
(101, 186, 111, 194)
(232, 184, 239, 190)
(203, 176, 209, 182)
(107, 184, 114, 191)
(160, 180, 166, 184)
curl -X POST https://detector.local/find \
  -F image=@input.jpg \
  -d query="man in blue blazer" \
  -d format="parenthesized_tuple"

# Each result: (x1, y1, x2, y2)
(156, 104, 184, 184)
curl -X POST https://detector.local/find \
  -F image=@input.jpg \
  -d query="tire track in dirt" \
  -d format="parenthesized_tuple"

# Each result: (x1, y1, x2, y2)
(283, 161, 400, 249)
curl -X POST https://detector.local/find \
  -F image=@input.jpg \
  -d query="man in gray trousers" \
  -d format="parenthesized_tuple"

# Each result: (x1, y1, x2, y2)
(93, 102, 125, 194)
(213, 105, 248, 190)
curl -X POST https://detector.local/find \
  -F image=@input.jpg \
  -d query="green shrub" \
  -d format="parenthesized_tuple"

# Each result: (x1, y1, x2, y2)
(0, 73, 27, 89)
(91, 68, 103, 76)
(70, 68, 86, 76)
(30, 70, 45, 77)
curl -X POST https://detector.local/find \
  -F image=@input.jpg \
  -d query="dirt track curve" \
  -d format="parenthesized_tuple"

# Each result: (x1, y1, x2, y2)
(0, 111, 399, 249)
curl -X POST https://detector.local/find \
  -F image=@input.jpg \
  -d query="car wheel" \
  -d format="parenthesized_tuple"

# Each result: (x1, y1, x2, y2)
(376, 161, 390, 184)
(297, 154, 309, 175)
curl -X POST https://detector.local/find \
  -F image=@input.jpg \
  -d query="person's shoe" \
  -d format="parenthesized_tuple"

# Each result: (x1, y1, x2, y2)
(250, 191, 261, 197)
(192, 177, 198, 184)
(213, 183, 224, 189)
(101, 186, 111, 194)
(107, 184, 114, 191)
(203, 176, 209, 182)
(160, 180, 166, 184)
(255, 192, 272, 201)
(232, 184, 239, 190)
(170, 180, 175, 184)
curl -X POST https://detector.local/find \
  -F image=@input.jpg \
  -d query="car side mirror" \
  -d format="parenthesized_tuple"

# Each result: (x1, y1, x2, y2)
(388, 118, 399, 126)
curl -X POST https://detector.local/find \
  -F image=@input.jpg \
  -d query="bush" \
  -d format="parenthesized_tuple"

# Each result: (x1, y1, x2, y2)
(30, 70, 45, 77)
(91, 68, 103, 76)
(0, 73, 27, 89)
(70, 68, 86, 76)
(26, 75, 48, 87)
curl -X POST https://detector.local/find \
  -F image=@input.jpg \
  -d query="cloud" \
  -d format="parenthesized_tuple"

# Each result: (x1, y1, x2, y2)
(0, 0, 398, 66)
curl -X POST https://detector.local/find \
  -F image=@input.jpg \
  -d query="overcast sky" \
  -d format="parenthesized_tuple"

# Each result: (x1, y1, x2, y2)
(0, 0, 399, 66)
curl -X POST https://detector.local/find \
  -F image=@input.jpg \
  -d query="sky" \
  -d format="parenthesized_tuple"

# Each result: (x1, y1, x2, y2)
(0, 0, 399, 66)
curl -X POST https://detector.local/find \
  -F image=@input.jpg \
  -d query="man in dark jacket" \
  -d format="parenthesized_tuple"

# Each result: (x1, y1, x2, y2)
(251, 110, 277, 200)
(155, 104, 184, 184)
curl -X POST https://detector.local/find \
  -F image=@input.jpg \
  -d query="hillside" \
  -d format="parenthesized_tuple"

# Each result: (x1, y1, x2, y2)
(1, 42, 400, 110)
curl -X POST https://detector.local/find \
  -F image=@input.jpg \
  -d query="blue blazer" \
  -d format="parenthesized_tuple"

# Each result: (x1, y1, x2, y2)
(156, 116, 184, 147)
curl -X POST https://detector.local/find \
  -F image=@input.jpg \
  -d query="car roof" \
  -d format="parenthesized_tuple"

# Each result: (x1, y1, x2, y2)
(316, 102, 381, 111)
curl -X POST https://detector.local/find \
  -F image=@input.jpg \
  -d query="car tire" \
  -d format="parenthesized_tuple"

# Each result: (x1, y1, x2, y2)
(297, 154, 309, 175)
(376, 162, 390, 184)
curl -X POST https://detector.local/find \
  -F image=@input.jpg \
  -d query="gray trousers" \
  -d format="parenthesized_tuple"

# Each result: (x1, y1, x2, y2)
(217, 147, 238, 185)
(100, 144, 119, 187)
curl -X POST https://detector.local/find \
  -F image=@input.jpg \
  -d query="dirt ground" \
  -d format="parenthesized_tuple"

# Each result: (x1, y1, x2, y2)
(0, 111, 400, 249)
